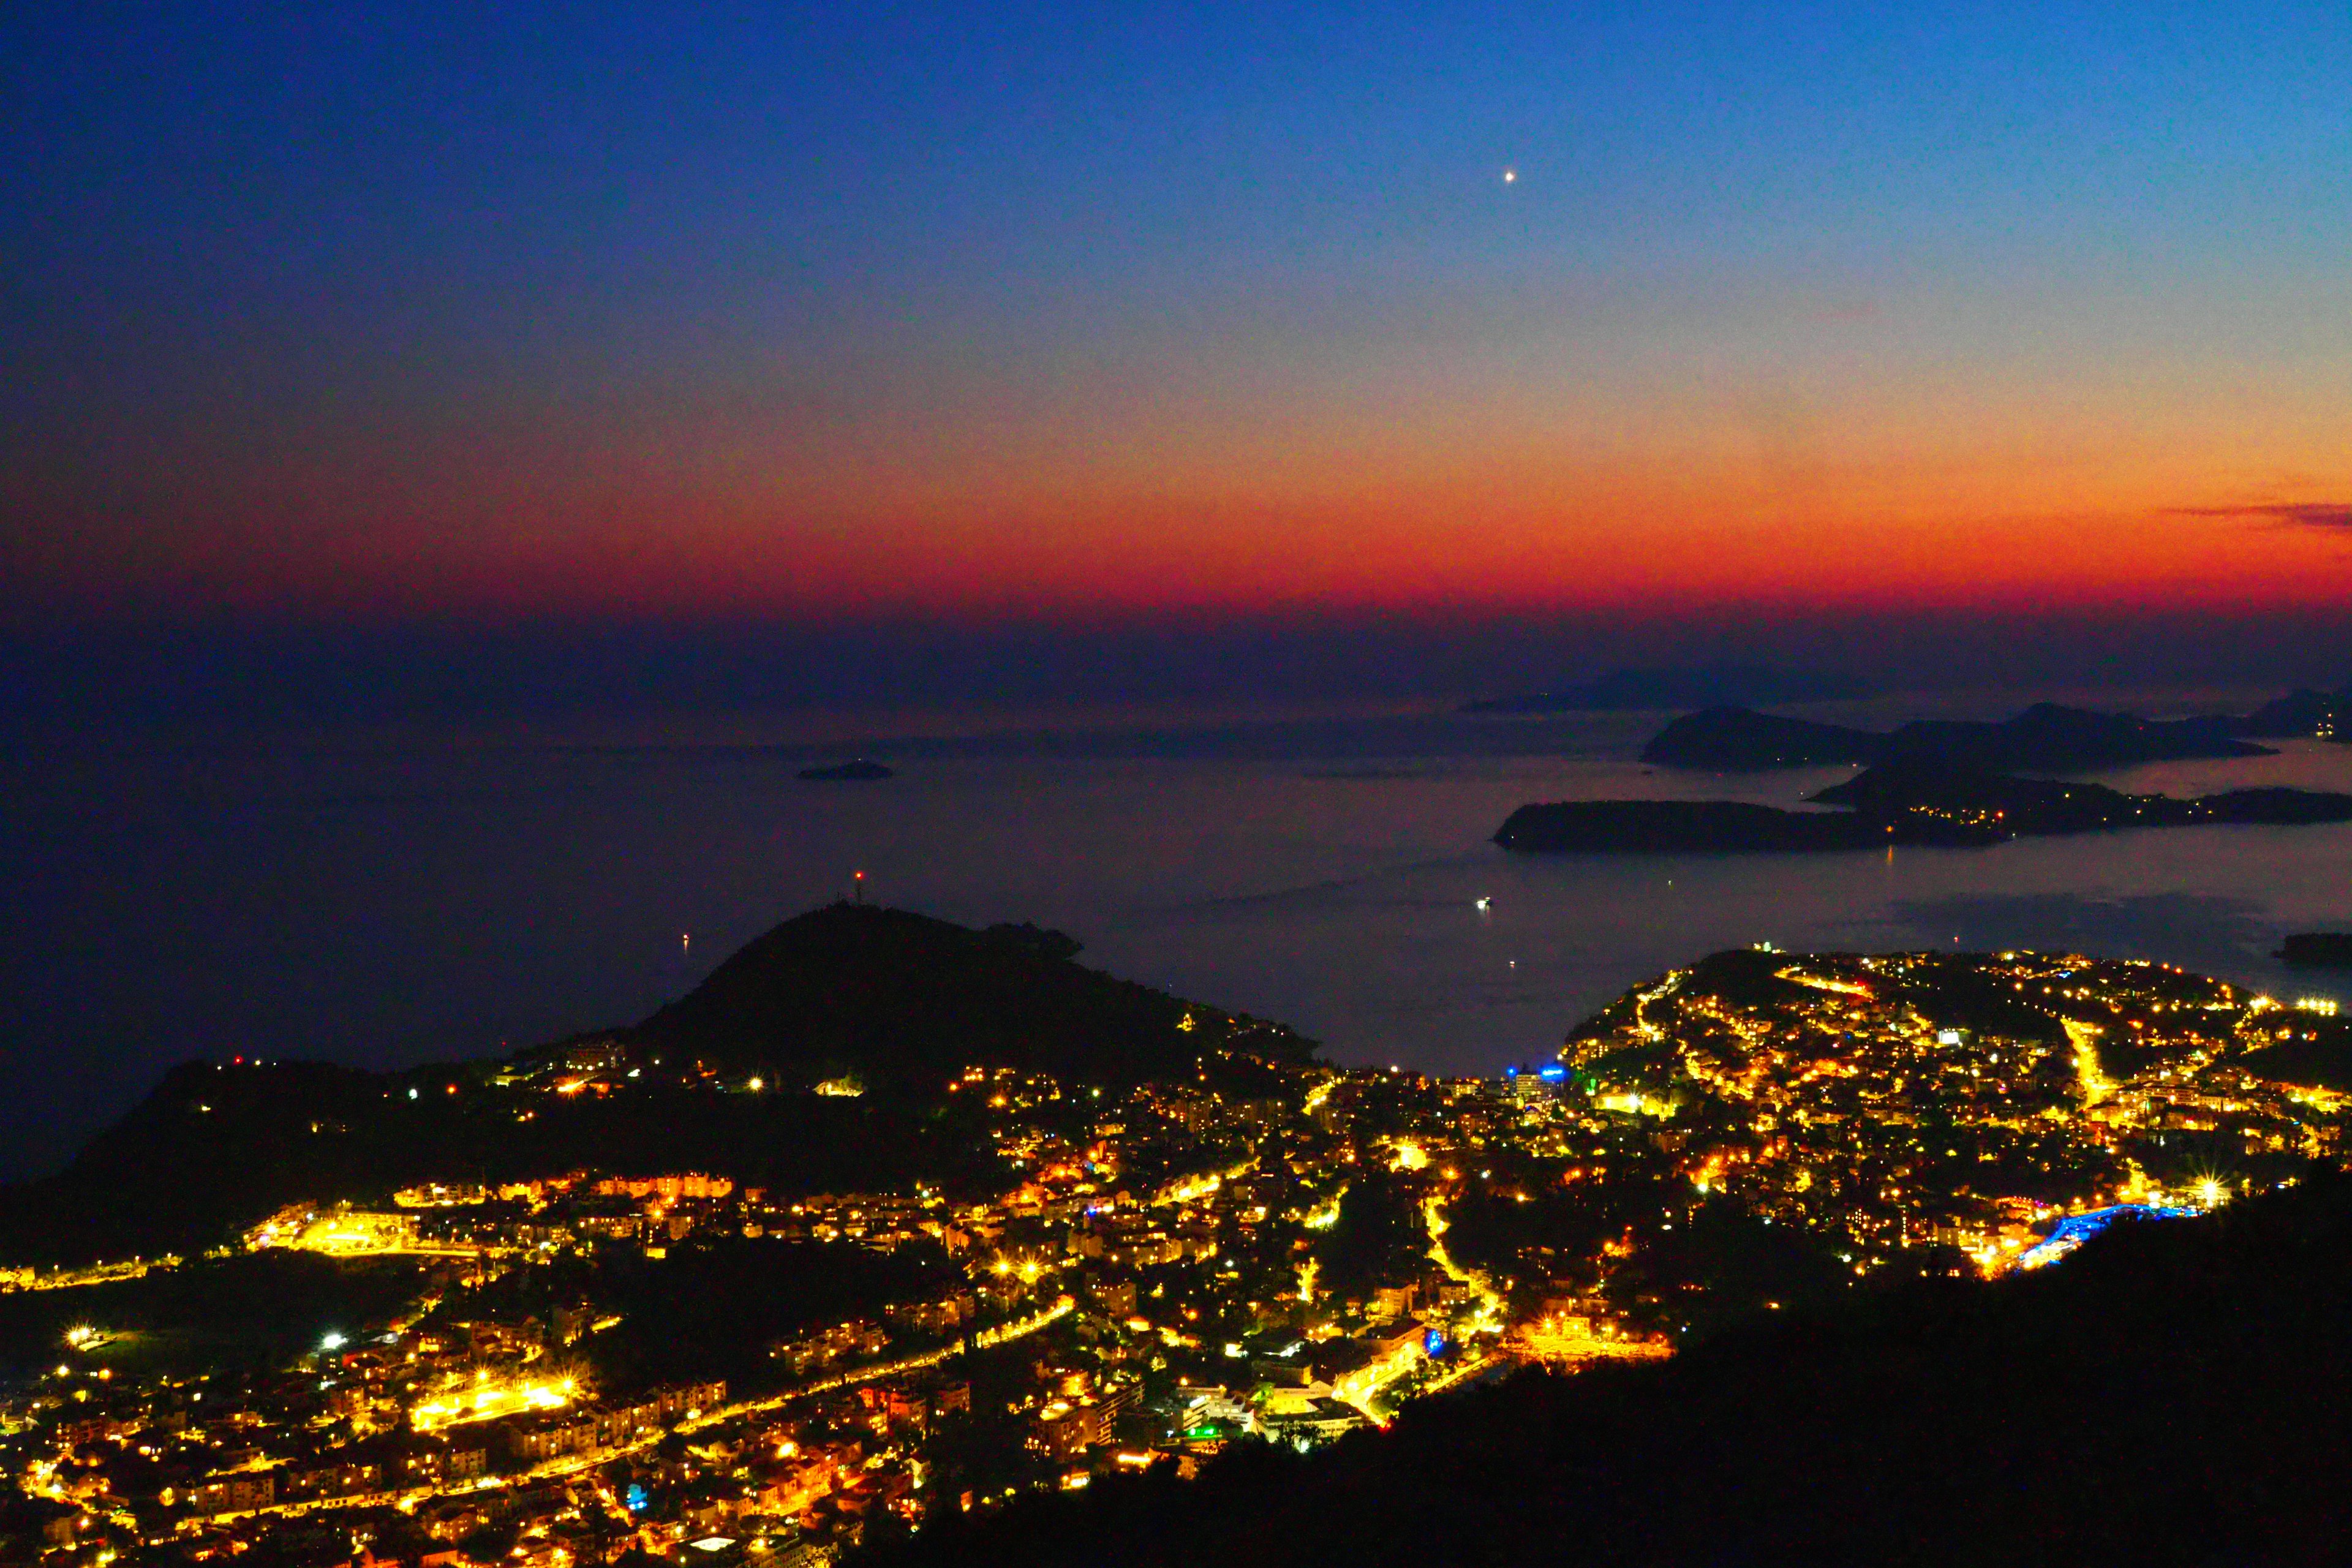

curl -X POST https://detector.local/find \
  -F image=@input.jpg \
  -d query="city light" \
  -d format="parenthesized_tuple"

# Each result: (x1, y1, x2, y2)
(410, 1376, 579, 1431)
(22, 935, 2340, 1545)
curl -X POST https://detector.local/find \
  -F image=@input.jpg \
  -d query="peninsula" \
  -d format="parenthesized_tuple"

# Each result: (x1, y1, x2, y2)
(1494, 763, 2352, 854)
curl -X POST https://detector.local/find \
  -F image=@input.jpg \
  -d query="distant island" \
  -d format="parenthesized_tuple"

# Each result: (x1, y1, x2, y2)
(1494, 762, 2352, 854)
(1642, 685, 2352, 772)
(796, 758, 895, 781)
(1461, 662, 1864, 715)
(2280, 933, 2352, 968)
(2239, 686, 2352, 742)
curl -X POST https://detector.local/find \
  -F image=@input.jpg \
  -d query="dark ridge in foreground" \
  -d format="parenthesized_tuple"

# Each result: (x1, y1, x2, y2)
(1495, 764, 2352, 854)
(871, 1173, 2352, 1568)
(1641, 699, 2282, 771)
(0, 903, 1313, 1265)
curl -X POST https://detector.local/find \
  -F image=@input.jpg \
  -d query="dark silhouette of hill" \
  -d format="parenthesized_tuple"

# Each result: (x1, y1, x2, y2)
(626, 902, 1311, 1093)
(1644, 701, 2272, 771)
(2237, 686, 2352, 742)
(1638, 706, 1882, 767)
(871, 1172, 2352, 1568)
(1461, 664, 1864, 715)
(0, 904, 1311, 1265)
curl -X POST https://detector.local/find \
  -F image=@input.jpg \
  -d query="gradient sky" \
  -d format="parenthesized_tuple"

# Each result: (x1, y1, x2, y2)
(7, 4, 2352, 646)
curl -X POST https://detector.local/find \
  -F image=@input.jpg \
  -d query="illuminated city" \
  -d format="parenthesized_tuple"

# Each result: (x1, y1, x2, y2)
(8, 6, 2352, 1564)
(6, 928, 2348, 1564)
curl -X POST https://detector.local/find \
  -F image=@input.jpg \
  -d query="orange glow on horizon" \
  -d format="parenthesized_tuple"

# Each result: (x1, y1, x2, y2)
(12, 346, 2349, 627)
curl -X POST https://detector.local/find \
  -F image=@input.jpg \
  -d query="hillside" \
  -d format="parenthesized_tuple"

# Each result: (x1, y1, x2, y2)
(873, 1170, 2352, 1568)
(625, 902, 1310, 1092)
(2237, 686, 2352, 741)
(0, 904, 1313, 1265)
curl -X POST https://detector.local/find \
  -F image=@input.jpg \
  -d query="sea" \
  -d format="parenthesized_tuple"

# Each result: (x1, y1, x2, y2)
(4, 684, 2348, 1181)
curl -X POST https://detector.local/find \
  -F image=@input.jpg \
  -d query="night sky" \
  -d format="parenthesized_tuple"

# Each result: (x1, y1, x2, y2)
(7, 6, 2351, 707)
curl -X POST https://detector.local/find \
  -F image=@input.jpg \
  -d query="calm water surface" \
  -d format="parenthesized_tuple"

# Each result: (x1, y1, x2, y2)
(4, 694, 2348, 1178)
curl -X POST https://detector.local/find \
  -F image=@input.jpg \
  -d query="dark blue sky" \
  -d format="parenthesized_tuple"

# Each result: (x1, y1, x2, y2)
(7, 4, 2351, 707)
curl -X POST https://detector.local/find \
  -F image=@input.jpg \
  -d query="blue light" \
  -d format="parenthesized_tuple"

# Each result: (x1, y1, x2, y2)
(1423, 1328, 1446, 1356)
(626, 1484, 649, 1513)
(2015, 1204, 2195, 1270)
(1539, 1066, 1567, 1082)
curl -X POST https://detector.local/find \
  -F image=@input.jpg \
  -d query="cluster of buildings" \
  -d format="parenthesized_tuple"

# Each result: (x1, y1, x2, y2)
(1564, 948, 2346, 1275)
(10, 948, 2348, 1567)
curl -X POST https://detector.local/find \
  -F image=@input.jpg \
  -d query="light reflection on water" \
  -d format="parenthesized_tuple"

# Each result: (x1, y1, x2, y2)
(2, 699, 2348, 1177)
